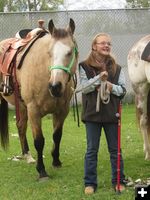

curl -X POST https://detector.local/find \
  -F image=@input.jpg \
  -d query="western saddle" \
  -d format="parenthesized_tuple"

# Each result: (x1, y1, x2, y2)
(0, 20, 48, 96)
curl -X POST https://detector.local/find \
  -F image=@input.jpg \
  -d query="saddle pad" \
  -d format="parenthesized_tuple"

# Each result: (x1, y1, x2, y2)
(141, 41, 150, 62)
(0, 38, 17, 75)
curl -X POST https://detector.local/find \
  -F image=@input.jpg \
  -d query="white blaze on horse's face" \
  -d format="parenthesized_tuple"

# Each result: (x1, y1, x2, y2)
(53, 41, 70, 78)
(49, 40, 72, 97)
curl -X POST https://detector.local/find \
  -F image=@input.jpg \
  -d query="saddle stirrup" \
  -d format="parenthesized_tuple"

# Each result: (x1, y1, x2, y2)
(3, 75, 11, 95)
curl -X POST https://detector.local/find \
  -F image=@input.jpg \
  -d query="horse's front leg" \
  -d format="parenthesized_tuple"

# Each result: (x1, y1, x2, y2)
(28, 109, 49, 180)
(51, 113, 65, 167)
(16, 104, 35, 163)
(51, 126, 63, 167)
(34, 132, 49, 179)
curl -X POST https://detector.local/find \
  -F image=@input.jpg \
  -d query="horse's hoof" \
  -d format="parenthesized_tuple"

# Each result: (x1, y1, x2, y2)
(26, 156, 36, 164)
(38, 171, 49, 182)
(24, 152, 36, 164)
(38, 176, 49, 182)
(145, 153, 150, 160)
(52, 160, 62, 168)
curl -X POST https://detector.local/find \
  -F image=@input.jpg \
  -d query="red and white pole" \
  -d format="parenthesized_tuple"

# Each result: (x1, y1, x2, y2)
(116, 101, 122, 193)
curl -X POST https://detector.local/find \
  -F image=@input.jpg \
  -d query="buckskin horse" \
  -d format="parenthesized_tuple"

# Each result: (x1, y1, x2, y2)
(127, 34, 150, 160)
(0, 18, 78, 180)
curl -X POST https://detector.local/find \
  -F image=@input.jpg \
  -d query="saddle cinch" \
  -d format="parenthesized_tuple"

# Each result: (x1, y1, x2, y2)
(0, 20, 48, 96)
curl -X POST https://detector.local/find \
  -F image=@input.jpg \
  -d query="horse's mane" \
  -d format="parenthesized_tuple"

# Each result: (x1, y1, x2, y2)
(53, 29, 69, 39)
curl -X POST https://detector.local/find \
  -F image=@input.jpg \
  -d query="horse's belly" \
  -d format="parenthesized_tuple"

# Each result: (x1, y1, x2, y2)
(1, 93, 16, 105)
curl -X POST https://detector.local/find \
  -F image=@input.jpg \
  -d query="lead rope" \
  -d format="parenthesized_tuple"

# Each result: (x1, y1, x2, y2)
(96, 80, 110, 112)
(13, 55, 20, 123)
(72, 73, 80, 127)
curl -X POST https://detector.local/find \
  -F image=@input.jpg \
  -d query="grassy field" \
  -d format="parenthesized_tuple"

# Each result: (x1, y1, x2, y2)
(0, 104, 149, 200)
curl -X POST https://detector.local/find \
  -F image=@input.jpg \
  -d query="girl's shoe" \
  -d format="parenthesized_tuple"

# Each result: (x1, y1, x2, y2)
(115, 184, 125, 193)
(84, 186, 95, 195)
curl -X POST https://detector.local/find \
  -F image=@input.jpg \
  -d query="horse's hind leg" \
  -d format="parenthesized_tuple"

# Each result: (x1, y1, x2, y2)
(16, 104, 35, 163)
(0, 96, 9, 149)
(146, 89, 150, 159)
(139, 112, 150, 160)
(135, 85, 150, 160)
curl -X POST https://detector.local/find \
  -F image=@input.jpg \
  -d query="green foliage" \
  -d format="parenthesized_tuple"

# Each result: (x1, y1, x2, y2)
(126, 0, 150, 8)
(0, 0, 63, 12)
(0, 0, 6, 12)
(0, 104, 149, 199)
(0, 0, 150, 12)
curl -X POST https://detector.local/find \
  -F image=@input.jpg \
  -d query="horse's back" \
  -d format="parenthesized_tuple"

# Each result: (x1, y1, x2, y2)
(127, 35, 150, 84)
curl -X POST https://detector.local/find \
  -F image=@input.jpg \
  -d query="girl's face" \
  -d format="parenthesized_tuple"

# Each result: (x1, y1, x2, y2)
(93, 35, 112, 56)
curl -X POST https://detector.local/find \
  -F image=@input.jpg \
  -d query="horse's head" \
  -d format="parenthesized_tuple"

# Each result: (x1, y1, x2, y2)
(48, 18, 78, 97)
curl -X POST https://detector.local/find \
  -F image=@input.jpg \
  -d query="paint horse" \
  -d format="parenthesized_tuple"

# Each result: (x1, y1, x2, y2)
(0, 18, 78, 180)
(128, 35, 150, 160)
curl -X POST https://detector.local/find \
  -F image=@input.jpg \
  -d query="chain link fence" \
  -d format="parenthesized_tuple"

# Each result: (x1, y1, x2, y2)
(0, 9, 150, 102)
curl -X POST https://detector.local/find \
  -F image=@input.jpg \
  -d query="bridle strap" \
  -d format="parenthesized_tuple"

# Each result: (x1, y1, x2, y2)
(48, 47, 78, 75)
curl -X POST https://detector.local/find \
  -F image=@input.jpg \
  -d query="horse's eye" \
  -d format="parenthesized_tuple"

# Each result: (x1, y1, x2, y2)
(48, 51, 52, 57)
(67, 51, 72, 57)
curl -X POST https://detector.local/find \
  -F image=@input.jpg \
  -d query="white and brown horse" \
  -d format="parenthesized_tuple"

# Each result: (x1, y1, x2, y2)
(0, 18, 78, 180)
(128, 35, 150, 160)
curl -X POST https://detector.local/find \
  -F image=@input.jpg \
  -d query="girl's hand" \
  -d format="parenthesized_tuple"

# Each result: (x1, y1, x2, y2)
(107, 81, 113, 92)
(100, 71, 108, 81)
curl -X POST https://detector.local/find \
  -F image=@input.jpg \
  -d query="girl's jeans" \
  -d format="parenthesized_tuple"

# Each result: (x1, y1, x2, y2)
(84, 122, 125, 189)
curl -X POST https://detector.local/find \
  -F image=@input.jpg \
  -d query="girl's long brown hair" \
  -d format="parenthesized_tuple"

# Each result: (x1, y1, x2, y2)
(85, 33, 117, 77)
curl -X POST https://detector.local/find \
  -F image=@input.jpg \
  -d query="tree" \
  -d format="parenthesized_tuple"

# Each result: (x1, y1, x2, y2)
(0, 0, 6, 12)
(126, 0, 150, 8)
(0, 0, 63, 12)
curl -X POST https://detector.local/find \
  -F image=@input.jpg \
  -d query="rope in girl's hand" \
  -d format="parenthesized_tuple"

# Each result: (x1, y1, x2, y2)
(96, 80, 110, 112)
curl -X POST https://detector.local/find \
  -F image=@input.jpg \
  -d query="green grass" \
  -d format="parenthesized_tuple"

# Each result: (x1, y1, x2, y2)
(0, 104, 149, 200)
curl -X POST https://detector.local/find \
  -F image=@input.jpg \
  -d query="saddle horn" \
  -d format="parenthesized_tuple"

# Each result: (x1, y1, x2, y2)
(38, 19, 45, 29)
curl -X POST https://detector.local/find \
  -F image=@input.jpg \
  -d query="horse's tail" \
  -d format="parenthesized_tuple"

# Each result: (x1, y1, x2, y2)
(0, 97, 9, 149)
(147, 90, 150, 142)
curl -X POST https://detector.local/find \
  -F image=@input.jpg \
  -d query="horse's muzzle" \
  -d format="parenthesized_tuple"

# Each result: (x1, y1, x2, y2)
(49, 82, 62, 97)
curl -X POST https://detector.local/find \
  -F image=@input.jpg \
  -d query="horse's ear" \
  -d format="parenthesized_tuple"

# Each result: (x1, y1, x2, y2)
(68, 18, 75, 35)
(48, 19, 55, 35)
